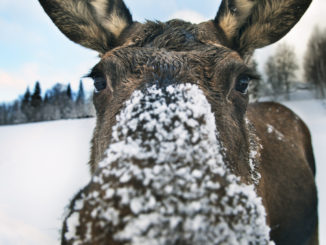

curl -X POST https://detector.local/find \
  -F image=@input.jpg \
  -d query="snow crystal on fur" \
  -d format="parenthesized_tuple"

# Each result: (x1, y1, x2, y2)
(64, 83, 273, 244)
(246, 118, 263, 185)
(267, 123, 284, 141)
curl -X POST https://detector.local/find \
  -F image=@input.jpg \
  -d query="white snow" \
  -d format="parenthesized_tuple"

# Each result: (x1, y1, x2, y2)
(266, 123, 285, 141)
(65, 212, 80, 241)
(0, 119, 94, 245)
(0, 98, 325, 244)
(246, 117, 263, 185)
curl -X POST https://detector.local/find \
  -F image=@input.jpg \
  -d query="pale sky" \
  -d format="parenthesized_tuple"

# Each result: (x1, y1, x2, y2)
(0, 0, 325, 102)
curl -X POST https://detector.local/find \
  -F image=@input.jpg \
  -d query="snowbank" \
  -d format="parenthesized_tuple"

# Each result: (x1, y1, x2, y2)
(0, 119, 94, 244)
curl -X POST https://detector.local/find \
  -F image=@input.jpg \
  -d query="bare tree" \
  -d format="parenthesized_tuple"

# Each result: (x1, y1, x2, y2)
(265, 56, 280, 100)
(304, 26, 326, 99)
(277, 43, 298, 100)
(264, 43, 299, 100)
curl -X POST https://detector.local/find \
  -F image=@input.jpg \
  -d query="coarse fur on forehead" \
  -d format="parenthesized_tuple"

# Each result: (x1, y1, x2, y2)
(116, 19, 228, 52)
(63, 83, 272, 244)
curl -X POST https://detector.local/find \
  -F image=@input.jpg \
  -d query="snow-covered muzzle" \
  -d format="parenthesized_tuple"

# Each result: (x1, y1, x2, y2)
(63, 83, 274, 244)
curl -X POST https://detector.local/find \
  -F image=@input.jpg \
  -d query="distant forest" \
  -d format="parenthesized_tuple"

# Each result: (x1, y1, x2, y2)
(0, 81, 95, 125)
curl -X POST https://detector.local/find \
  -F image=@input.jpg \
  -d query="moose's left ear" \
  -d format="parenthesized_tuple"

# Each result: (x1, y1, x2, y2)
(215, 0, 312, 57)
(39, 0, 133, 54)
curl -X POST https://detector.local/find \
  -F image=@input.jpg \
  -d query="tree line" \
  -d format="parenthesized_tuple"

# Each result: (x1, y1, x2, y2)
(0, 80, 95, 125)
(1, 26, 326, 125)
(249, 26, 326, 101)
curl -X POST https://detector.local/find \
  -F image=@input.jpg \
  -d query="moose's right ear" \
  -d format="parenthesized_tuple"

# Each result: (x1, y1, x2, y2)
(215, 0, 312, 57)
(39, 0, 133, 54)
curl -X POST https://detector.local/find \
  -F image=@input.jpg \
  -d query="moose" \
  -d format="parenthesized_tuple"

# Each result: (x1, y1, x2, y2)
(39, 0, 318, 244)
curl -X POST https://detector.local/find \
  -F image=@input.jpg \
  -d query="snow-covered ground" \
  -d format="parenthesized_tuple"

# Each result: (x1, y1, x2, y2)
(0, 119, 94, 245)
(0, 99, 325, 244)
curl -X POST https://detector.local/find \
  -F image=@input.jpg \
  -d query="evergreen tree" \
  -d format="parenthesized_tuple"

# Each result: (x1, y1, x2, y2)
(22, 87, 31, 107)
(50, 83, 66, 120)
(31, 81, 42, 108)
(21, 87, 32, 121)
(66, 83, 72, 100)
(0, 104, 8, 125)
(44, 93, 49, 104)
(42, 89, 61, 121)
(10, 100, 27, 124)
(76, 80, 85, 103)
(76, 80, 87, 118)
(62, 83, 76, 119)
(29, 81, 43, 122)
(41, 92, 50, 121)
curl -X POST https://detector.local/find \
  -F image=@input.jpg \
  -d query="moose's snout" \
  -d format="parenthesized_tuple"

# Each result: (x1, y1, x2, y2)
(62, 84, 272, 244)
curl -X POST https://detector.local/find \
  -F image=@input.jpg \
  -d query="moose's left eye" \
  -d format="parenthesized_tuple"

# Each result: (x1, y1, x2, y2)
(93, 76, 107, 92)
(235, 75, 251, 94)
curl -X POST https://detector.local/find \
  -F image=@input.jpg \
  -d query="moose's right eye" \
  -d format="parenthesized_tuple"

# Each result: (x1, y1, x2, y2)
(93, 76, 107, 92)
(235, 75, 251, 94)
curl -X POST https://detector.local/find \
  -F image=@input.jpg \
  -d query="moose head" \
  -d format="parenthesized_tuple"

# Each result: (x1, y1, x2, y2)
(39, 0, 318, 244)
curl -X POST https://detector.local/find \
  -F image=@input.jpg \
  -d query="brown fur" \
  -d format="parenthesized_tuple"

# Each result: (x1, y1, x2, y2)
(38, 0, 318, 244)
(248, 102, 318, 245)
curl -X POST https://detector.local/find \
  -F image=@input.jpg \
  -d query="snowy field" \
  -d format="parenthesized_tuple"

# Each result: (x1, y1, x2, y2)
(0, 100, 325, 244)
(0, 119, 94, 245)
